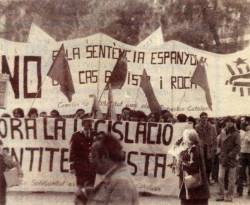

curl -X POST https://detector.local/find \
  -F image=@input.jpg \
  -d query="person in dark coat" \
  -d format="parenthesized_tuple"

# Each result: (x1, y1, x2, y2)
(237, 121, 250, 197)
(216, 117, 240, 202)
(69, 119, 96, 204)
(179, 129, 210, 205)
(195, 112, 217, 183)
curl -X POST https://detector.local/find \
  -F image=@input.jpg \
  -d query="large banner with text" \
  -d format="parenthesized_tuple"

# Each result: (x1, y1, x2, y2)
(1, 33, 250, 117)
(1, 118, 188, 195)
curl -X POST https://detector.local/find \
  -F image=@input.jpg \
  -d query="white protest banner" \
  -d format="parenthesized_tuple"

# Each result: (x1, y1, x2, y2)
(0, 34, 205, 117)
(0, 34, 250, 117)
(137, 26, 164, 49)
(1, 118, 186, 195)
(28, 23, 55, 44)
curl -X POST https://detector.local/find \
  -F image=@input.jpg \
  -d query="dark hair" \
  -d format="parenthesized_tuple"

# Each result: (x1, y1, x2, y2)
(75, 108, 85, 115)
(130, 110, 147, 122)
(96, 134, 124, 162)
(136, 111, 147, 121)
(177, 113, 187, 122)
(75, 109, 85, 114)
(13, 108, 24, 118)
(39, 112, 47, 117)
(129, 110, 139, 121)
(200, 112, 208, 118)
(27, 108, 38, 118)
(0, 139, 3, 145)
(161, 109, 169, 115)
(224, 116, 236, 124)
(159, 109, 173, 122)
(50, 109, 60, 117)
(188, 116, 195, 122)
(188, 116, 196, 127)
(122, 107, 131, 113)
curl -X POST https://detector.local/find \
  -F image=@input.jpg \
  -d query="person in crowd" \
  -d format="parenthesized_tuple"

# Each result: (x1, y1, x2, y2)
(74, 109, 85, 119)
(147, 112, 160, 122)
(178, 129, 209, 205)
(27, 108, 38, 118)
(12, 108, 24, 118)
(81, 113, 92, 119)
(235, 117, 243, 130)
(136, 110, 147, 122)
(0, 139, 23, 205)
(187, 116, 196, 129)
(159, 109, 173, 123)
(39, 111, 47, 118)
(171, 116, 196, 150)
(50, 109, 61, 118)
(195, 112, 217, 184)
(129, 110, 147, 122)
(177, 114, 187, 123)
(77, 133, 139, 205)
(129, 110, 139, 122)
(121, 107, 131, 121)
(69, 118, 96, 205)
(216, 117, 241, 202)
(237, 119, 250, 197)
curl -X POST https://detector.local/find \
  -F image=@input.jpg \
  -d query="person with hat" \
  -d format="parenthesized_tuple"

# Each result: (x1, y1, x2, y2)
(69, 118, 96, 205)
(216, 117, 241, 202)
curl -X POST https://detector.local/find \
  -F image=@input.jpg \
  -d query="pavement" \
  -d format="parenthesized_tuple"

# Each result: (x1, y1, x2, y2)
(7, 183, 250, 205)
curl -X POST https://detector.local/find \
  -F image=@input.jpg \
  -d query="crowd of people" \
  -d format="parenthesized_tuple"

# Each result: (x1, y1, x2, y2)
(1, 106, 250, 205)
(173, 112, 250, 204)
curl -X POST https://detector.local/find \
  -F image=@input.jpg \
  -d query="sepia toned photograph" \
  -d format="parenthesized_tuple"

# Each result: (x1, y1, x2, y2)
(1, 0, 250, 204)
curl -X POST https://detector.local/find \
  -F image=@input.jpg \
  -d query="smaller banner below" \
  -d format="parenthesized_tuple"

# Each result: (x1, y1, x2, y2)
(0, 118, 188, 195)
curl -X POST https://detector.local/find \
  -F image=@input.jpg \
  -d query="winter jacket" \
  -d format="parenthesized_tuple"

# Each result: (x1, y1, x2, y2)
(195, 122, 217, 159)
(218, 128, 241, 168)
